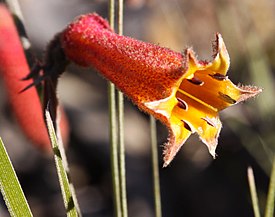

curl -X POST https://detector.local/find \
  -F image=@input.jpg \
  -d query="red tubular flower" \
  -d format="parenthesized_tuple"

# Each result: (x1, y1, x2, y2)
(27, 13, 260, 166)
(59, 13, 262, 166)
(0, 4, 69, 151)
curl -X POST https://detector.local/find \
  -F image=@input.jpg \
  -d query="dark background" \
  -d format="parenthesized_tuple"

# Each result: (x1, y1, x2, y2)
(0, 0, 274, 216)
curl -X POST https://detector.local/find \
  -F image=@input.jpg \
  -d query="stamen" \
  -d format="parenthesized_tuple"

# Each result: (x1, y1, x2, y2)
(177, 89, 218, 112)
(176, 97, 188, 110)
(218, 92, 236, 104)
(187, 76, 204, 85)
(182, 121, 192, 132)
(209, 73, 228, 81)
(202, 117, 216, 127)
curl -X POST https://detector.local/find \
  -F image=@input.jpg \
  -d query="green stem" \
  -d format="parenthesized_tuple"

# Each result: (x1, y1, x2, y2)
(55, 113, 82, 217)
(265, 154, 275, 217)
(150, 116, 162, 217)
(118, 91, 127, 217)
(108, 2, 121, 216)
(108, 83, 121, 217)
(45, 110, 78, 217)
(117, 1, 128, 216)
(247, 167, 261, 217)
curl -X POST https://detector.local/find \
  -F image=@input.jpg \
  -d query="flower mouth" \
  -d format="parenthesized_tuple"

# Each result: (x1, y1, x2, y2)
(160, 34, 262, 166)
(176, 88, 218, 113)
(175, 70, 238, 114)
(171, 70, 224, 149)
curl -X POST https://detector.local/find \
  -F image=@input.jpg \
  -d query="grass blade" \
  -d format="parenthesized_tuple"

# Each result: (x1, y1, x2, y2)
(265, 155, 275, 217)
(45, 110, 78, 217)
(0, 138, 33, 217)
(247, 167, 261, 217)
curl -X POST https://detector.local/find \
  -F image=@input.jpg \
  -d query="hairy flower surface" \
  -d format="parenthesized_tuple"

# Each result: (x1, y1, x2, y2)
(59, 13, 261, 166)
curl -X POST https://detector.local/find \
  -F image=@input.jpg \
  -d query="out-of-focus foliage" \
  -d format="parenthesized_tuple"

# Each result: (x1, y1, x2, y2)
(0, 0, 274, 216)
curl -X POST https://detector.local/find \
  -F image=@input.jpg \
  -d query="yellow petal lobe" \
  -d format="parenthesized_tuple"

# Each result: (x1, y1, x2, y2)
(141, 34, 261, 167)
(206, 33, 230, 75)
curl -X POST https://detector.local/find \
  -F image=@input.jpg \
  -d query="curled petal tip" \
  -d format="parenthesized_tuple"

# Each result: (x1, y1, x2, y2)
(163, 153, 175, 167)
(215, 33, 229, 59)
(209, 33, 230, 75)
(162, 140, 179, 167)
(163, 161, 170, 168)
(207, 142, 217, 159)
(237, 85, 263, 103)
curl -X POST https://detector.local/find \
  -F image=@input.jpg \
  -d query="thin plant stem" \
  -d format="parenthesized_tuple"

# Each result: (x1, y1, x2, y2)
(150, 116, 162, 217)
(265, 154, 275, 217)
(117, 0, 124, 34)
(247, 167, 261, 217)
(117, 0, 128, 217)
(45, 110, 78, 217)
(108, 0, 122, 216)
(109, 82, 122, 217)
(118, 89, 127, 217)
(55, 113, 82, 217)
(4, 0, 24, 21)
(4, 0, 33, 65)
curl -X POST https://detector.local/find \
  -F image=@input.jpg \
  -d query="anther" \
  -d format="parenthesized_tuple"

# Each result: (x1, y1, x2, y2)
(177, 97, 188, 110)
(210, 73, 228, 81)
(182, 120, 192, 132)
(218, 92, 236, 104)
(187, 76, 204, 85)
(202, 117, 216, 127)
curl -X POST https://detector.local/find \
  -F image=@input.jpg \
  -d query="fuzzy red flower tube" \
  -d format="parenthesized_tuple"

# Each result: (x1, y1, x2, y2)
(29, 13, 261, 166)
(0, 4, 68, 151)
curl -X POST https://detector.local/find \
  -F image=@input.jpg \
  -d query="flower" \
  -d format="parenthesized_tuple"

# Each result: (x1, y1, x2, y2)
(0, 4, 69, 152)
(33, 13, 262, 166)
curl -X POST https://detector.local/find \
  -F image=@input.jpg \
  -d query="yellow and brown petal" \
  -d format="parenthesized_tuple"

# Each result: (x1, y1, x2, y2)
(146, 35, 262, 166)
(35, 13, 261, 166)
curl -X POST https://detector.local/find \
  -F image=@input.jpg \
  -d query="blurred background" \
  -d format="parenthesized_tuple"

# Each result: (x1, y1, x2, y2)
(0, 0, 274, 216)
